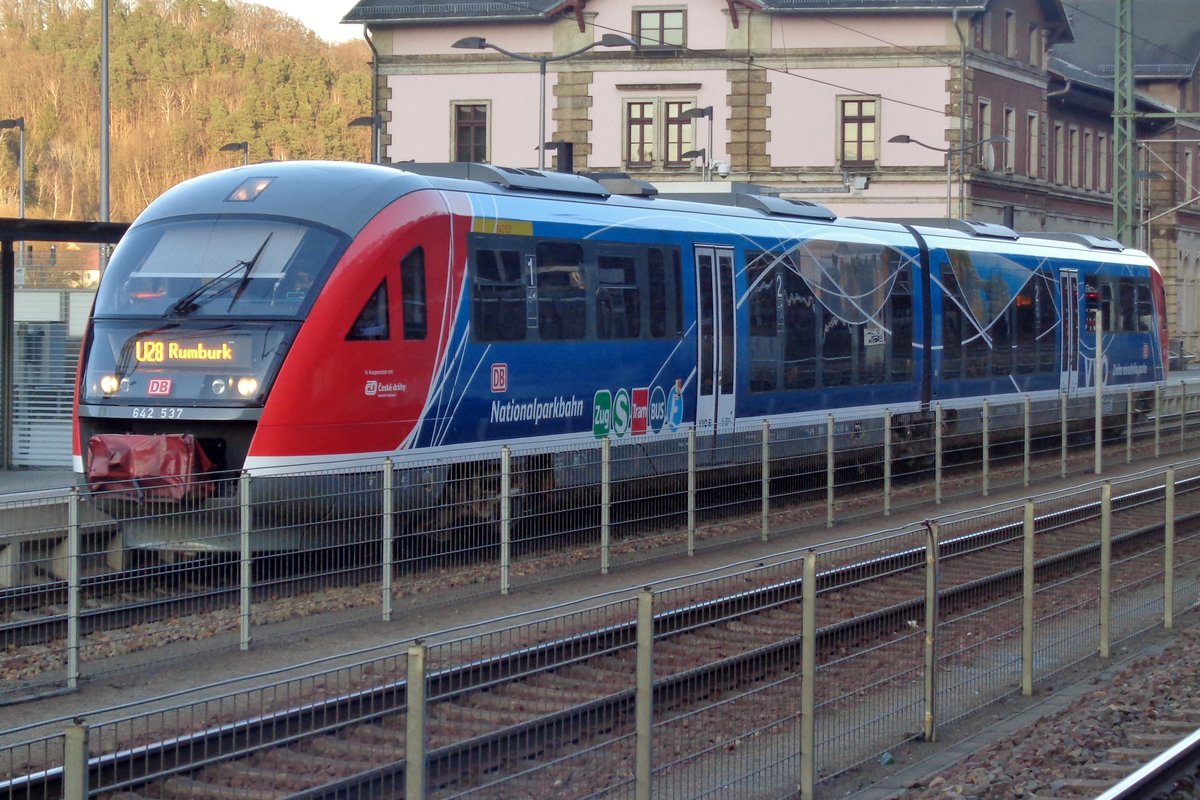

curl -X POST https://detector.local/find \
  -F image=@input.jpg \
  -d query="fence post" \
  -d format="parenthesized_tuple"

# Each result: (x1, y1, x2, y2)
(883, 409, 892, 517)
(761, 420, 770, 541)
(406, 643, 427, 800)
(63, 720, 89, 800)
(1022, 500, 1036, 696)
(923, 521, 940, 742)
(635, 588, 655, 800)
(1154, 385, 1162, 457)
(1099, 482, 1112, 659)
(1023, 396, 1031, 487)
(1181, 381, 1187, 453)
(1165, 466, 1176, 630)
(601, 437, 611, 575)
(981, 400, 990, 497)
(1061, 392, 1068, 479)
(500, 446, 512, 595)
(382, 459, 394, 621)
(826, 415, 835, 528)
(935, 404, 944, 505)
(239, 470, 252, 652)
(1094, 313, 1103, 476)
(1125, 386, 1133, 464)
(800, 551, 817, 800)
(687, 428, 696, 557)
(67, 488, 81, 689)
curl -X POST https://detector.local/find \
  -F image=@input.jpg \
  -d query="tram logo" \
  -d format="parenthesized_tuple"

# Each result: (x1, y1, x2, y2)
(147, 378, 172, 396)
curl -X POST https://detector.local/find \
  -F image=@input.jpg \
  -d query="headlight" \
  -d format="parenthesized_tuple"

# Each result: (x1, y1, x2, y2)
(99, 374, 120, 395)
(211, 378, 228, 395)
(236, 377, 259, 397)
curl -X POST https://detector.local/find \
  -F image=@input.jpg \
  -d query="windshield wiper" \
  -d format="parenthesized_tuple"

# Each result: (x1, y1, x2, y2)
(168, 234, 273, 316)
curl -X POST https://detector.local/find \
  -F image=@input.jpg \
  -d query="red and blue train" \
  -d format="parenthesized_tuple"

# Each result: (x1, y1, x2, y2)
(73, 160, 1170, 549)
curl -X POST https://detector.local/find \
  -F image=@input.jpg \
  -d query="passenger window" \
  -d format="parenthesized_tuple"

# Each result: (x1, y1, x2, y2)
(472, 247, 527, 342)
(535, 241, 586, 341)
(647, 247, 682, 339)
(347, 280, 389, 341)
(597, 253, 640, 339)
(400, 247, 427, 340)
(1135, 282, 1154, 332)
(1118, 278, 1135, 333)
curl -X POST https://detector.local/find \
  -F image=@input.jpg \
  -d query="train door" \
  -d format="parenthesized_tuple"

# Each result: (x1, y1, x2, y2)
(1059, 269, 1080, 392)
(695, 246, 737, 438)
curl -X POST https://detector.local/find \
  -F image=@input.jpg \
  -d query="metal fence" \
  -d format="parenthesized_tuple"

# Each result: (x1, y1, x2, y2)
(3, 456, 1198, 798)
(3, 380, 1200, 704)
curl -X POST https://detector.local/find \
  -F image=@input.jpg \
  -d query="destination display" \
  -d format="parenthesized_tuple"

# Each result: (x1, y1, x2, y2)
(132, 337, 249, 368)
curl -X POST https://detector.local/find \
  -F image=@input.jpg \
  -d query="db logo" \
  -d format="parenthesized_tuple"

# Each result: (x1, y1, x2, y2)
(147, 378, 172, 396)
(365, 380, 378, 396)
(491, 363, 508, 393)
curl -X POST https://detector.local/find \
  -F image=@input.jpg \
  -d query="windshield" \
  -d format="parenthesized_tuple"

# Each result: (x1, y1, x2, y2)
(95, 216, 347, 318)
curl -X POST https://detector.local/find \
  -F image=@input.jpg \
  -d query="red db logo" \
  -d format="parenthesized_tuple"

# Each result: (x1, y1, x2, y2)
(147, 378, 172, 396)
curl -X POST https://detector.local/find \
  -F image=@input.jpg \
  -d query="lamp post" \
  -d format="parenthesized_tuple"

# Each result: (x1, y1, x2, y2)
(452, 33, 636, 170)
(888, 133, 1010, 218)
(0, 118, 24, 220)
(682, 106, 713, 180)
(681, 148, 707, 177)
(219, 141, 249, 166)
(349, 114, 382, 163)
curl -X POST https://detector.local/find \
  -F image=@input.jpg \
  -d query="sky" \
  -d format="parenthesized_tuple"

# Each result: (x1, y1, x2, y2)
(240, 0, 364, 43)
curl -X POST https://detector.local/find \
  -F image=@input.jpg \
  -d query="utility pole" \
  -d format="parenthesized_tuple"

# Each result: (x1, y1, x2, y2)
(1112, 0, 1135, 245)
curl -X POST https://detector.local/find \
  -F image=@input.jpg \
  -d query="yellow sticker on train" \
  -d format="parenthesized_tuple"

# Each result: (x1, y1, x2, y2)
(472, 218, 533, 236)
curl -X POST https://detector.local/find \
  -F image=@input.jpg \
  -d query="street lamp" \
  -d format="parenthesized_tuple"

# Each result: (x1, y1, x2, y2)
(0, 117, 25, 220)
(452, 33, 636, 170)
(681, 148, 707, 176)
(888, 133, 1010, 218)
(682, 106, 713, 180)
(349, 114, 382, 163)
(219, 141, 249, 166)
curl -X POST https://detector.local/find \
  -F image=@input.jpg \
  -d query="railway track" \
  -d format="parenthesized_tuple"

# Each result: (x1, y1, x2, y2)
(5, 466, 1198, 798)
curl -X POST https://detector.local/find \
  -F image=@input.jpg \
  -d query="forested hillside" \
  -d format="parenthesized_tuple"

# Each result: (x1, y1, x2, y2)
(0, 0, 371, 222)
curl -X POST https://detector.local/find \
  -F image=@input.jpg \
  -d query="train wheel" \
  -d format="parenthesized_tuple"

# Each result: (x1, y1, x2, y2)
(426, 463, 501, 554)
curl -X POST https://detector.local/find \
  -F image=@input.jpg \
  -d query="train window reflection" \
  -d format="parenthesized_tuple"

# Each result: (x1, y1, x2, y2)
(536, 241, 586, 341)
(347, 280, 390, 341)
(95, 217, 343, 318)
(400, 247, 427, 340)
(471, 247, 527, 342)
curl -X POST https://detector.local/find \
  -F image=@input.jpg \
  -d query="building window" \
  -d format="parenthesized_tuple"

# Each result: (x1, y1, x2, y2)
(1003, 107, 1016, 171)
(1005, 10, 1018, 58)
(635, 9, 685, 48)
(624, 99, 697, 169)
(978, 99, 992, 145)
(626, 101, 654, 167)
(453, 103, 487, 162)
(1187, 149, 1195, 194)
(1069, 126, 1080, 186)
(1054, 123, 1065, 184)
(1098, 134, 1109, 192)
(1028, 25, 1041, 67)
(1026, 112, 1039, 177)
(840, 97, 878, 167)
(1084, 130, 1095, 189)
